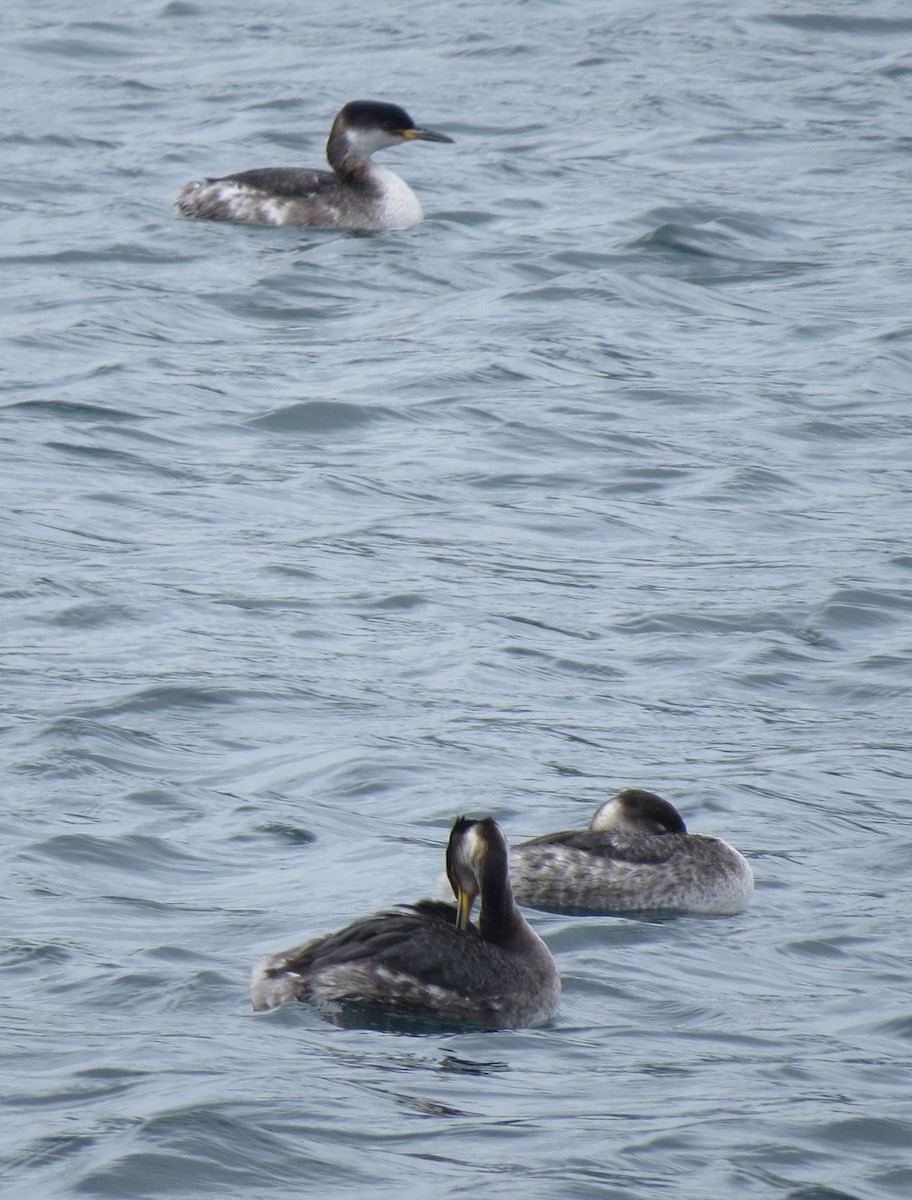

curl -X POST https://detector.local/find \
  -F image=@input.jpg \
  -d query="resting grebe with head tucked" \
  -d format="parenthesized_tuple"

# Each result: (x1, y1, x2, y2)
(508, 789, 754, 916)
(175, 99, 453, 231)
(251, 816, 560, 1028)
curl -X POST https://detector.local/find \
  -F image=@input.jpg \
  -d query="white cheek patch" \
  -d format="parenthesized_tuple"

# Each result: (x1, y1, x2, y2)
(345, 126, 401, 156)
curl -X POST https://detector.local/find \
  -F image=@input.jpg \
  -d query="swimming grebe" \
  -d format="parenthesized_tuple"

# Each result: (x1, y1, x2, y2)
(509, 789, 753, 915)
(175, 99, 453, 230)
(251, 816, 560, 1028)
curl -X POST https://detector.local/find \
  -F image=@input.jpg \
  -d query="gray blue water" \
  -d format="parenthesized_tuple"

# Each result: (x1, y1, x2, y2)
(3, 1, 911, 1197)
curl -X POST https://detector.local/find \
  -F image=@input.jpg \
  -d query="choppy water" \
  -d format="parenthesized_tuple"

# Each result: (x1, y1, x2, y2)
(3, 1, 912, 1197)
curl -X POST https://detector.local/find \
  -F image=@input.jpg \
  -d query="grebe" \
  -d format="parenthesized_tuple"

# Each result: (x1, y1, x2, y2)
(509, 789, 753, 915)
(251, 817, 560, 1028)
(176, 99, 453, 231)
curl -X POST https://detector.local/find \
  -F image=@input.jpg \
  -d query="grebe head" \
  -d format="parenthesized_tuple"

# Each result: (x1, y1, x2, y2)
(589, 789, 687, 836)
(330, 99, 454, 158)
(445, 816, 510, 931)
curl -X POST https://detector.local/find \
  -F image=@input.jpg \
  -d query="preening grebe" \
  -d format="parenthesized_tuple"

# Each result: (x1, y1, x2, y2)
(251, 816, 560, 1028)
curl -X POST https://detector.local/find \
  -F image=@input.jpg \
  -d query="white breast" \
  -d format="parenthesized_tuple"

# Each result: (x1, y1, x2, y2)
(370, 165, 424, 230)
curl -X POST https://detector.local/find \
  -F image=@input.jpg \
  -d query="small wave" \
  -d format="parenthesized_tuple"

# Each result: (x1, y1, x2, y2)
(248, 399, 388, 434)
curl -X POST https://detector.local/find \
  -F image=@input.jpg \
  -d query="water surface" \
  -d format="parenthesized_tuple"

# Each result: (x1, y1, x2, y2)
(2, 2, 911, 1198)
